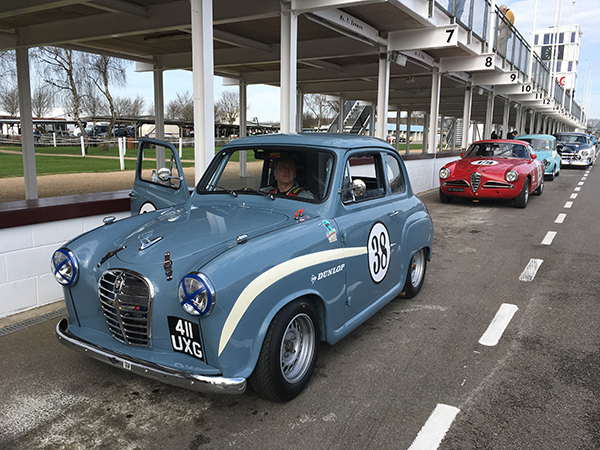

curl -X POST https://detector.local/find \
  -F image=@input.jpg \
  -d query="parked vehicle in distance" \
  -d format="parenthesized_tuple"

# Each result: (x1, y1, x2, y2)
(439, 139, 544, 208)
(53, 134, 434, 402)
(517, 134, 561, 180)
(555, 132, 596, 167)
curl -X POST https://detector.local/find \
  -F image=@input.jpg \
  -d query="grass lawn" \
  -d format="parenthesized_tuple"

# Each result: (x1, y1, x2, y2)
(0, 153, 194, 178)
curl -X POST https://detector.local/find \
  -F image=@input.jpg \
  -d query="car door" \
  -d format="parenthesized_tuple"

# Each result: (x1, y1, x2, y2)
(130, 138, 190, 214)
(332, 150, 403, 321)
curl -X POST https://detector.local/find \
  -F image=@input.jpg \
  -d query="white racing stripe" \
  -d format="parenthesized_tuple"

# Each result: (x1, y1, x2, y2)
(519, 258, 543, 282)
(555, 213, 566, 223)
(408, 404, 460, 450)
(218, 246, 367, 355)
(541, 231, 557, 245)
(479, 303, 519, 346)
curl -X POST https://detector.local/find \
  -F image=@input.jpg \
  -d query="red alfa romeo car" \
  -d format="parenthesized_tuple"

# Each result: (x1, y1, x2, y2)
(439, 139, 544, 208)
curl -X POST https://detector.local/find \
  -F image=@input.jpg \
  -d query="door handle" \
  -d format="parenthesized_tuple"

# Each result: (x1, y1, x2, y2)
(390, 211, 399, 217)
(129, 192, 137, 198)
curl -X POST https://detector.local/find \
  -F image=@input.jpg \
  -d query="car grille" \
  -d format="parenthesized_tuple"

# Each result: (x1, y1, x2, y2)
(470, 172, 482, 192)
(443, 180, 470, 187)
(98, 269, 153, 346)
(483, 181, 513, 189)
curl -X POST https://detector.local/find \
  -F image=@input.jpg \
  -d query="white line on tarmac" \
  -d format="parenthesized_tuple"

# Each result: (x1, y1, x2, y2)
(541, 231, 557, 245)
(519, 258, 543, 282)
(575, 187, 581, 191)
(570, 193, 578, 199)
(578, 182, 585, 186)
(555, 213, 566, 223)
(408, 404, 460, 450)
(564, 201, 573, 208)
(479, 303, 519, 346)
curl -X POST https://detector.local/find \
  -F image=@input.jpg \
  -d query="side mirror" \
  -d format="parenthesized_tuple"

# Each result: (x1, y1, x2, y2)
(157, 167, 183, 182)
(339, 178, 367, 198)
(531, 153, 537, 160)
(460, 152, 464, 158)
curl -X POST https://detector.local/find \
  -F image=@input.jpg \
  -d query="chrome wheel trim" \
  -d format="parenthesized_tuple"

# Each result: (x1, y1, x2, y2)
(410, 249, 426, 287)
(280, 313, 316, 384)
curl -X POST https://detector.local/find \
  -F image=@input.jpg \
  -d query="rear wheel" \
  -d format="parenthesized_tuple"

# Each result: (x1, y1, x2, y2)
(249, 299, 319, 402)
(439, 189, 453, 203)
(402, 248, 427, 299)
(533, 176, 544, 195)
(514, 178, 530, 208)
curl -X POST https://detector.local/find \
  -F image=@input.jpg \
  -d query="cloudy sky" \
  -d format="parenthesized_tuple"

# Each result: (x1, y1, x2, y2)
(115, 0, 599, 123)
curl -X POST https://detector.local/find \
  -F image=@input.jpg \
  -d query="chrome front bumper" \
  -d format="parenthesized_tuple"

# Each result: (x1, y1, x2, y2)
(56, 318, 246, 395)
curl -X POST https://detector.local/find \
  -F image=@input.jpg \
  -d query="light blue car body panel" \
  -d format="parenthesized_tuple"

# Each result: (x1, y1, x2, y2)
(517, 134, 561, 178)
(56, 133, 434, 388)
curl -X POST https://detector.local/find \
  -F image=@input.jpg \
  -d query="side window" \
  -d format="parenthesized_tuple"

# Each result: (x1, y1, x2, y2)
(384, 154, 405, 194)
(139, 142, 182, 189)
(342, 153, 385, 204)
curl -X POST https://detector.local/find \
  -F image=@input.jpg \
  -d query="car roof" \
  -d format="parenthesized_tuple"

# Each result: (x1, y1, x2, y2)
(516, 134, 556, 141)
(221, 133, 393, 152)
(556, 132, 587, 136)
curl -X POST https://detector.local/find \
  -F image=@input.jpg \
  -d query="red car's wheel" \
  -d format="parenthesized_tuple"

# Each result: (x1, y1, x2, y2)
(439, 189, 453, 203)
(514, 178, 530, 208)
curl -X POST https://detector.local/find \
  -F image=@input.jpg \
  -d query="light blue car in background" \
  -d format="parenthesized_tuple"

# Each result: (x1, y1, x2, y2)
(517, 134, 561, 180)
(53, 133, 434, 402)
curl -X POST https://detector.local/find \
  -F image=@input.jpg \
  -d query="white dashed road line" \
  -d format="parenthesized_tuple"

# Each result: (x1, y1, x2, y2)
(541, 231, 557, 245)
(408, 404, 460, 450)
(578, 181, 584, 186)
(479, 303, 519, 346)
(574, 187, 581, 191)
(555, 213, 566, 223)
(570, 193, 578, 199)
(519, 258, 543, 282)
(564, 201, 573, 208)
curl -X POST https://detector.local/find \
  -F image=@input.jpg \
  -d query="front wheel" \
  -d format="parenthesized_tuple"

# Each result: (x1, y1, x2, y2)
(249, 299, 319, 402)
(439, 189, 453, 203)
(402, 248, 427, 299)
(514, 178, 530, 208)
(533, 176, 544, 195)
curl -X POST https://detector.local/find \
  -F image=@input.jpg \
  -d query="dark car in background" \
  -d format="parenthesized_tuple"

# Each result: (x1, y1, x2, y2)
(556, 132, 596, 167)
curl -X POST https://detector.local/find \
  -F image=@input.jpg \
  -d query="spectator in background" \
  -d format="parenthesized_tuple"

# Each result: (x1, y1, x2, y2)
(497, 4, 515, 56)
(491, 130, 498, 139)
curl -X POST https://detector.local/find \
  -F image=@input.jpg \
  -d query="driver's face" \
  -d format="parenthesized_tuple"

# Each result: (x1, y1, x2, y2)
(274, 159, 296, 184)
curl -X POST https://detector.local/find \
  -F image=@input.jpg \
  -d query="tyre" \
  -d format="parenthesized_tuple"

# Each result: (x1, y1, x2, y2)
(249, 299, 319, 402)
(439, 189, 453, 203)
(514, 178, 530, 208)
(402, 248, 427, 299)
(533, 176, 544, 195)
(546, 171, 555, 181)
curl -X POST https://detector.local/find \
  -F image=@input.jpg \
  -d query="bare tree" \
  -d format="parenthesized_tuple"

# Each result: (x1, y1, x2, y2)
(0, 84, 19, 117)
(216, 90, 240, 124)
(37, 47, 89, 148)
(31, 84, 54, 117)
(304, 94, 336, 130)
(0, 50, 15, 81)
(166, 91, 193, 121)
(115, 95, 146, 117)
(89, 55, 129, 141)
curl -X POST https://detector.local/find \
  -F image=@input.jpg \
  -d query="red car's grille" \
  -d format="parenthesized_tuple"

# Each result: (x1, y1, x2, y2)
(483, 181, 513, 189)
(470, 172, 482, 192)
(444, 180, 469, 187)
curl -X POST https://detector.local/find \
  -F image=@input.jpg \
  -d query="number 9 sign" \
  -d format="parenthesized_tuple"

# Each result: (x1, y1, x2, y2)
(368, 222, 391, 283)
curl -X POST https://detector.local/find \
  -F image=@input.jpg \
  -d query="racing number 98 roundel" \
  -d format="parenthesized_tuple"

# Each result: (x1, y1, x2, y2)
(368, 222, 391, 283)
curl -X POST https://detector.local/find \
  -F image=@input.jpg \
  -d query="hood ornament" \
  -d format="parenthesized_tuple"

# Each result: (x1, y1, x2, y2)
(139, 231, 163, 250)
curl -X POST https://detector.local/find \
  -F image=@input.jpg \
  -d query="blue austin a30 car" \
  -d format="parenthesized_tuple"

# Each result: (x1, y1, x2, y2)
(53, 134, 433, 401)
(517, 134, 561, 180)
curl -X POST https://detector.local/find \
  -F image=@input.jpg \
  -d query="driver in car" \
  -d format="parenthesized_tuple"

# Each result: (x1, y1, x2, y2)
(261, 157, 314, 199)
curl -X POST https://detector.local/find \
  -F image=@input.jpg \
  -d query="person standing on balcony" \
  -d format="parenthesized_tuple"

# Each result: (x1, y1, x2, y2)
(497, 4, 515, 56)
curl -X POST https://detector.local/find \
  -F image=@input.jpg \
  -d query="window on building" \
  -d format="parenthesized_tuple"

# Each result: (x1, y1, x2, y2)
(559, 33, 564, 44)
(556, 61, 562, 72)
(568, 61, 573, 72)
(571, 32, 576, 43)
(543, 34, 550, 45)
(535, 35, 539, 45)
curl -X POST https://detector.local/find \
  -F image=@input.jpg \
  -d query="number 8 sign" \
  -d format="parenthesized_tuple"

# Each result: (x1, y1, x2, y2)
(368, 222, 391, 283)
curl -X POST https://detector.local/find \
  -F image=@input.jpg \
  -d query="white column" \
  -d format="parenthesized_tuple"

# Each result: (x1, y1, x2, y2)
(405, 108, 412, 154)
(280, 3, 298, 133)
(422, 112, 429, 153)
(528, 110, 536, 134)
(153, 67, 165, 168)
(462, 85, 472, 149)
(191, 0, 215, 183)
(484, 91, 494, 139)
(239, 81, 247, 177)
(375, 51, 390, 140)
(427, 67, 441, 154)
(395, 106, 400, 152)
(502, 100, 510, 138)
(16, 47, 37, 200)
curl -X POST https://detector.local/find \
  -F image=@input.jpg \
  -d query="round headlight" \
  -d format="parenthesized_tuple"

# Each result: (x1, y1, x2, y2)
(439, 167, 451, 179)
(178, 273, 215, 317)
(581, 150, 589, 157)
(505, 170, 518, 183)
(51, 248, 79, 286)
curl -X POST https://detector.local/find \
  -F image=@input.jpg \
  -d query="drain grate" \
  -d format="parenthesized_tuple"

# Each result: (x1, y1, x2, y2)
(0, 308, 66, 337)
